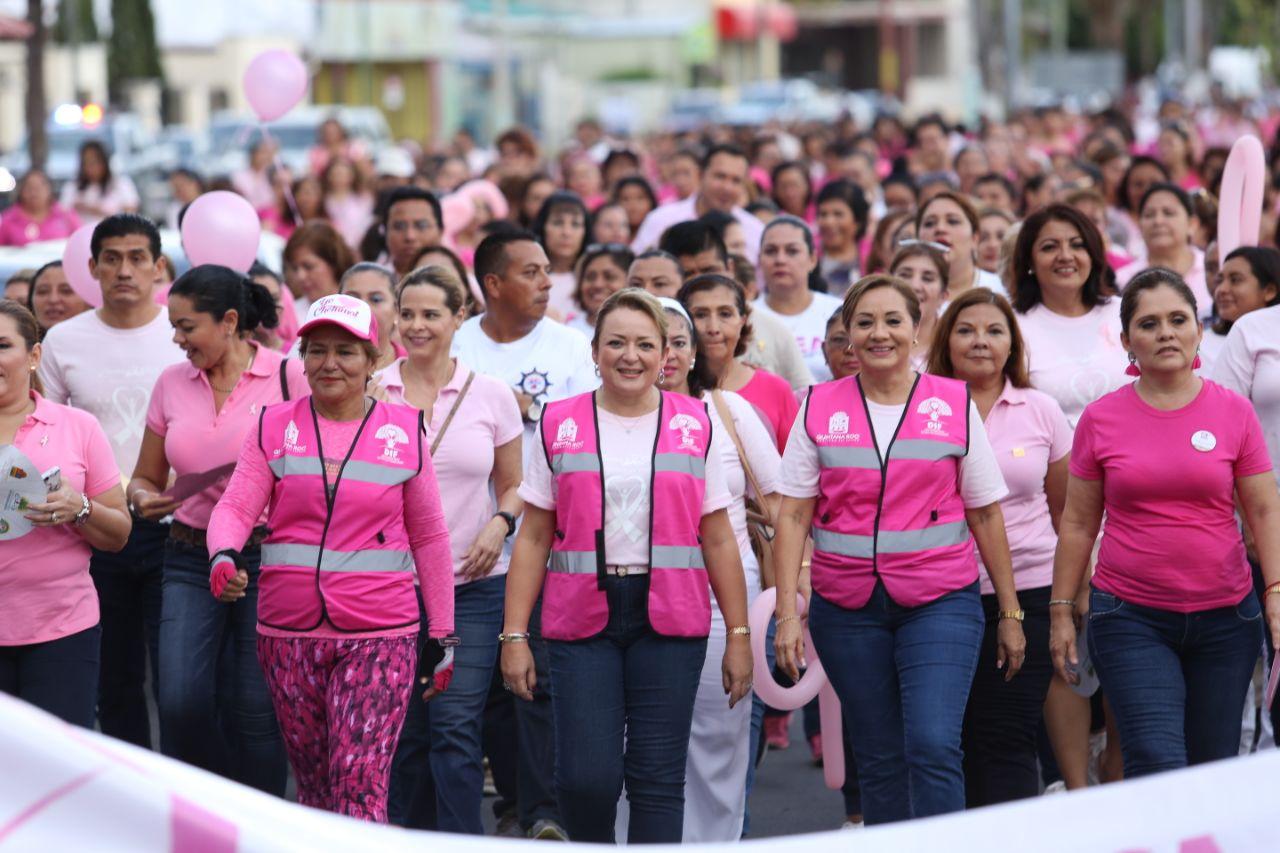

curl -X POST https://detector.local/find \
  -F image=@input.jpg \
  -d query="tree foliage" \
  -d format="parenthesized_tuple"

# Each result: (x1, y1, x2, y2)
(52, 0, 99, 44)
(107, 0, 163, 97)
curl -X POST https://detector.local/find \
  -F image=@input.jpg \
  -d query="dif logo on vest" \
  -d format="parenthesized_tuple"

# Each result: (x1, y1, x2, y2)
(376, 424, 410, 464)
(668, 414, 704, 451)
(918, 397, 953, 436)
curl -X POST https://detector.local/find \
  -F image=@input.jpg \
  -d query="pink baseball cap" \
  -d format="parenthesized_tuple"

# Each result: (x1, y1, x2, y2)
(297, 294, 379, 345)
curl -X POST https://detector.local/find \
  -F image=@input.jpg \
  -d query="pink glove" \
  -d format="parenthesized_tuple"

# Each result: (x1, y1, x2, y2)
(209, 550, 243, 598)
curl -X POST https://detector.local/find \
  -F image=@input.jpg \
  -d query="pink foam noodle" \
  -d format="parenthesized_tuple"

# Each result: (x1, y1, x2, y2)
(1216, 135, 1265, 259)
(170, 795, 238, 853)
(749, 589, 844, 789)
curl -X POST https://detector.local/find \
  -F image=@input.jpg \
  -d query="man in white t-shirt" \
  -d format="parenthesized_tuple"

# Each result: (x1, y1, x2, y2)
(40, 214, 184, 749)
(449, 230, 596, 840)
(752, 215, 843, 382)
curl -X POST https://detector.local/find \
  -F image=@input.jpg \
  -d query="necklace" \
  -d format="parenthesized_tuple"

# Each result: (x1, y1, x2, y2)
(210, 349, 254, 393)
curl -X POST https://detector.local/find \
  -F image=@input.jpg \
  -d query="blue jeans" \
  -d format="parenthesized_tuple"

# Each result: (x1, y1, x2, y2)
(158, 537, 285, 795)
(514, 598, 560, 830)
(808, 580, 982, 825)
(90, 517, 167, 748)
(0, 624, 101, 727)
(547, 576, 706, 843)
(1087, 586, 1262, 779)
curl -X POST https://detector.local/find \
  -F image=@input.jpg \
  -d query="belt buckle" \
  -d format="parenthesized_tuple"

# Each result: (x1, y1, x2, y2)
(615, 565, 630, 577)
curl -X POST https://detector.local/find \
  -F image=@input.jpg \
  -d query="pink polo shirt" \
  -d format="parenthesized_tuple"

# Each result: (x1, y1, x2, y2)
(978, 382, 1073, 594)
(0, 393, 120, 646)
(374, 358, 523, 583)
(0, 204, 80, 247)
(145, 345, 308, 529)
(1071, 380, 1272, 612)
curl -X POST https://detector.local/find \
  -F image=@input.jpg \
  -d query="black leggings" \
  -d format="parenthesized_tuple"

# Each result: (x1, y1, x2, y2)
(0, 623, 101, 728)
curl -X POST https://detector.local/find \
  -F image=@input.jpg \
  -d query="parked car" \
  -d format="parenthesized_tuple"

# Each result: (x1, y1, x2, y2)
(718, 79, 843, 127)
(205, 106, 394, 177)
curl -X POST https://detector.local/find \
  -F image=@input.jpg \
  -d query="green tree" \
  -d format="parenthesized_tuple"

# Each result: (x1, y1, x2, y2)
(53, 0, 99, 44)
(107, 0, 164, 99)
(25, 0, 47, 169)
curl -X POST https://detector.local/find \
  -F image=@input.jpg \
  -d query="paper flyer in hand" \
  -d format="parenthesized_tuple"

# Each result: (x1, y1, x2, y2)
(0, 445, 50, 540)
(162, 463, 238, 503)
(1266, 653, 1280, 711)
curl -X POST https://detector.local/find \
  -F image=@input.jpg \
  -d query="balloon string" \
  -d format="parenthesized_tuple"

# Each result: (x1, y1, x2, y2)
(261, 125, 302, 226)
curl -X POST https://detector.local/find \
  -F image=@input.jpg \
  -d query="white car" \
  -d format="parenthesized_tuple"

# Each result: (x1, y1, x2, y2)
(204, 106, 394, 178)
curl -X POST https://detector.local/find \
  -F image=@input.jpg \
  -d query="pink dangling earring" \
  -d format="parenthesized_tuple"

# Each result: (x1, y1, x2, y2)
(1191, 348, 1202, 370)
(1124, 353, 1141, 377)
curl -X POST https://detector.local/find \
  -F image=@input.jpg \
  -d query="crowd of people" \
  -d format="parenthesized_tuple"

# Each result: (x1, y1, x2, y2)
(3, 93, 1280, 842)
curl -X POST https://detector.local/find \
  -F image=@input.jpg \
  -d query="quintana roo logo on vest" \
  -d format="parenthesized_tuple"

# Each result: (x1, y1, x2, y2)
(375, 423, 410, 464)
(817, 410, 861, 443)
(668, 413, 704, 450)
(917, 397, 953, 436)
(551, 417, 584, 452)
(280, 419, 306, 456)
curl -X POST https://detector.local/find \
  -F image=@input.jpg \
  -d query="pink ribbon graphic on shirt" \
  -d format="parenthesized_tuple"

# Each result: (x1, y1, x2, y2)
(110, 386, 150, 447)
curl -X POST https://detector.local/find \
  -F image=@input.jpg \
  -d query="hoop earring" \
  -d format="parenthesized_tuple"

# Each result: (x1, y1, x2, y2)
(656, 371, 666, 386)
(593, 363, 600, 378)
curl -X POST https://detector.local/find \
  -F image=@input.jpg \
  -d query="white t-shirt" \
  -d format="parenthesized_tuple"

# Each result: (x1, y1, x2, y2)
(451, 316, 600, 464)
(778, 397, 1008, 508)
(706, 390, 782, 593)
(39, 308, 185, 478)
(752, 291, 843, 383)
(59, 177, 140, 227)
(1017, 299, 1131, 428)
(975, 268, 1008, 296)
(1198, 326, 1229, 376)
(519, 406, 734, 566)
(1210, 304, 1280, 485)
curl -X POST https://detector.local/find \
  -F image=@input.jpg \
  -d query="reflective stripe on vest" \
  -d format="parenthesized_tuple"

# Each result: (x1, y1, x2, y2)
(261, 542, 414, 573)
(812, 519, 970, 559)
(549, 544, 705, 574)
(887, 439, 965, 462)
(267, 455, 414, 486)
(550, 454, 601, 475)
(550, 451, 703, 479)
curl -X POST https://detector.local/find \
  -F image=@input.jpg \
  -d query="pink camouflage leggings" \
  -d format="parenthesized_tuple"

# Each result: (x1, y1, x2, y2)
(257, 634, 417, 822)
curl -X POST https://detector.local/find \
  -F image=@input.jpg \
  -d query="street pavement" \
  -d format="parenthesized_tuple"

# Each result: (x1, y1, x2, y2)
(746, 712, 849, 838)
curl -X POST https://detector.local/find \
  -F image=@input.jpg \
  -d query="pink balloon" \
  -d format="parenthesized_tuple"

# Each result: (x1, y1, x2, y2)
(1217, 135, 1266, 259)
(61, 224, 101, 308)
(243, 50, 308, 123)
(181, 191, 261, 272)
(749, 589, 826, 709)
(818, 682, 844, 790)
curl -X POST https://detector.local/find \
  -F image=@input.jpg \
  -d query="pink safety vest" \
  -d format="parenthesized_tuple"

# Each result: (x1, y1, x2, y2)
(257, 397, 425, 632)
(805, 372, 978, 609)
(540, 391, 712, 641)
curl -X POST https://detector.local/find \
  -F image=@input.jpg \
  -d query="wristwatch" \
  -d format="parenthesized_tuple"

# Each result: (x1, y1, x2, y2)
(525, 399, 544, 424)
(73, 492, 92, 526)
(495, 511, 517, 538)
(998, 609, 1025, 622)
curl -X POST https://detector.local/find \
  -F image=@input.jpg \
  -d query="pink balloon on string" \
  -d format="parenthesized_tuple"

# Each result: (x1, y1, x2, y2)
(243, 50, 308, 123)
(61, 224, 102, 308)
(181, 191, 261, 272)
(1217, 135, 1266, 259)
(748, 588, 844, 788)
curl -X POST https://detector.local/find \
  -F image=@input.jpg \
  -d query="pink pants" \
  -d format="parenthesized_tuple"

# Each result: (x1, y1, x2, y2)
(257, 634, 417, 822)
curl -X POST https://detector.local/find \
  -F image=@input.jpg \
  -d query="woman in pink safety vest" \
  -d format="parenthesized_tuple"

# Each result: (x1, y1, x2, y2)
(499, 288, 753, 844)
(772, 274, 1026, 825)
(206, 293, 457, 823)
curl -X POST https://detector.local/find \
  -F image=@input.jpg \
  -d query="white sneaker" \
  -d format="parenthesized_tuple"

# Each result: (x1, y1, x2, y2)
(1043, 780, 1068, 795)
(841, 820, 864, 830)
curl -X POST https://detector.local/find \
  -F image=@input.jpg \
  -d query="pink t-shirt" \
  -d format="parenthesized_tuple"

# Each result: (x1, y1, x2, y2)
(1071, 381, 1272, 612)
(375, 359, 524, 583)
(736, 368, 800, 451)
(145, 346, 308, 529)
(208, 408, 455, 639)
(978, 382, 1073, 594)
(520, 404, 733, 567)
(0, 204, 80, 247)
(1018, 299, 1132, 428)
(0, 393, 121, 645)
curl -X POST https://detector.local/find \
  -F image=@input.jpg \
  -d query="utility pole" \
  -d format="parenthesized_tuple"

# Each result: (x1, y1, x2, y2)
(25, 0, 47, 170)
(492, 0, 514, 133)
(1184, 0, 1202, 73)
(1003, 0, 1021, 111)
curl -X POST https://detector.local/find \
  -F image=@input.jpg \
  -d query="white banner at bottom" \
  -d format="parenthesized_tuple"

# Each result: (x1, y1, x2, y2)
(0, 692, 1272, 851)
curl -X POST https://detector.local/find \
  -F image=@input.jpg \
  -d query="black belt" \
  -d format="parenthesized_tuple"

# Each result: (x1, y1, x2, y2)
(170, 519, 268, 551)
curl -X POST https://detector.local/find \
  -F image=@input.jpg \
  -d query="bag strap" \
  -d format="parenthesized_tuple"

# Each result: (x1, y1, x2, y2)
(430, 368, 476, 457)
(710, 390, 774, 526)
(279, 358, 290, 402)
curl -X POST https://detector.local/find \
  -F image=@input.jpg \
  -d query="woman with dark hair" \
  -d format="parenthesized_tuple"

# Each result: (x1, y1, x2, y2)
(612, 175, 658, 239)
(928, 288, 1071, 806)
(1156, 122, 1202, 191)
(815, 179, 870, 296)
(679, 274, 797, 451)
(770, 161, 813, 222)
(589, 202, 631, 246)
(754, 216, 842, 381)
(1051, 268, 1280, 780)
(414, 244, 483, 315)
(27, 261, 89, 336)
(322, 157, 376, 250)
(532, 191, 589, 320)
(864, 208, 914, 274)
(0, 301, 131, 727)
(129, 265, 308, 792)
(516, 173, 556, 228)
(1201, 247, 1280, 371)
(248, 262, 297, 352)
(1116, 183, 1211, 319)
(654, 296, 782, 841)
(1114, 156, 1171, 256)
(1013, 204, 1130, 428)
(565, 244, 634, 337)
(0, 170, 80, 246)
(888, 243, 949, 368)
(339, 263, 403, 372)
(917, 190, 1005, 299)
(60, 140, 139, 226)
(283, 221, 356, 315)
